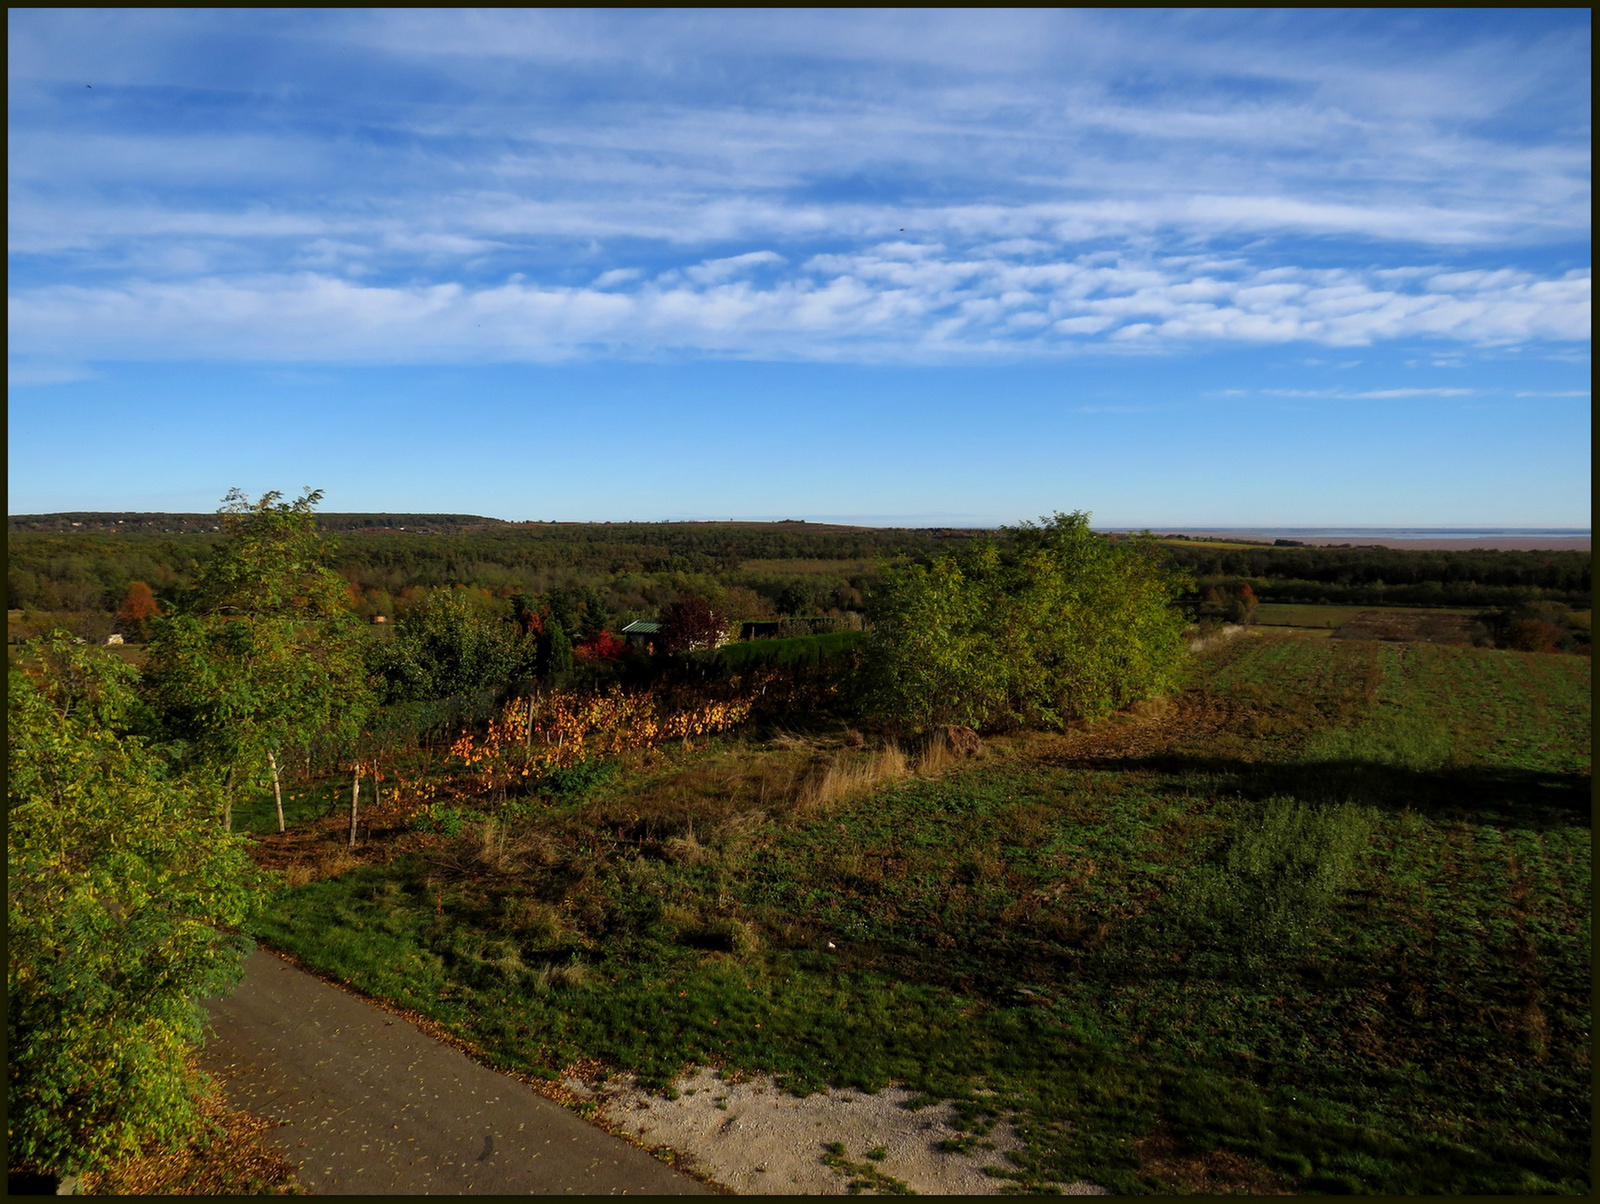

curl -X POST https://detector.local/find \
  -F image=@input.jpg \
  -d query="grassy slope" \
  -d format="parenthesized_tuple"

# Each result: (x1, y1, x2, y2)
(255, 638, 1591, 1195)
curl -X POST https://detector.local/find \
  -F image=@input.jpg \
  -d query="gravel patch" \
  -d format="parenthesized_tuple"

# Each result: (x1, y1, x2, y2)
(587, 1066, 1108, 1195)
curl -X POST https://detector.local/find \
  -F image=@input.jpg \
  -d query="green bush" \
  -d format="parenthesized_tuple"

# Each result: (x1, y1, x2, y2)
(538, 759, 619, 799)
(860, 512, 1191, 732)
(408, 803, 486, 836)
(8, 637, 270, 1175)
(370, 587, 529, 702)
(717, 630, 869, 672)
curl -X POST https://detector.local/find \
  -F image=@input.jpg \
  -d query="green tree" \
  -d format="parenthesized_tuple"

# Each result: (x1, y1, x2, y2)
(578, 588, 612, 642)
(8, 636, 270, 1176)
(371, 586, 526, 701)
(541, 622, 574, 678)
(1226, 582, 1259, 625)
(862, 512, 1190, 732)
(856, 551, 1007, 730)
(141, 489, 374, 830)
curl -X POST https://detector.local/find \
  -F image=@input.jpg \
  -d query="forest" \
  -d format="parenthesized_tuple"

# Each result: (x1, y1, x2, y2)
(7, 514, 1590, 647)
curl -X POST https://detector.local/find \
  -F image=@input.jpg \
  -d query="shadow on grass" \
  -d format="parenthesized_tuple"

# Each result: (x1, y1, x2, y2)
(1058, 752, 1591, 829)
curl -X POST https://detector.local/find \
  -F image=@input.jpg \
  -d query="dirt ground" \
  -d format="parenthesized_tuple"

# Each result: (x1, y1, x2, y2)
(1331, 609, 1486, 644)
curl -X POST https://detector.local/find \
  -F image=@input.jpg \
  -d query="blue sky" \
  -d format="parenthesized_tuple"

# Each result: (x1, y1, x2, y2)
(7, 9, 1590, 525)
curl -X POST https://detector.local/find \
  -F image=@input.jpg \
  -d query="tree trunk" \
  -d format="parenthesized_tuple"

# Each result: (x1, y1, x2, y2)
(268, 749, 285, 833)
(222, 766, 234, 832)
(372, 760, 382, 809)
(525, 693, 536, 748)
(348, 762, 362, 848)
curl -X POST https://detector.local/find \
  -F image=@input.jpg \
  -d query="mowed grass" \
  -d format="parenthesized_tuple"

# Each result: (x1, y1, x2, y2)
(256, 639, 1591, 1195)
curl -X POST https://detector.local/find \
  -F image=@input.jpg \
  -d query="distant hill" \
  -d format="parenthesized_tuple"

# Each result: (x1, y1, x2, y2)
(6, 512, 508, 535)
(7, 513, 990, 538)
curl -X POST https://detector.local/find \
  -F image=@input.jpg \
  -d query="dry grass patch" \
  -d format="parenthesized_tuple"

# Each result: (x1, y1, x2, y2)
(796, 745, 909, 814)
(663, 827, 713, 865)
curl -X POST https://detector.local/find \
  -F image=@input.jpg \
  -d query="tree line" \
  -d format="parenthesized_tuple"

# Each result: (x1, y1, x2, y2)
(10, 522, 1590, 642)
(1159, 541, 1589, 592)
(7, 521, 979, 634)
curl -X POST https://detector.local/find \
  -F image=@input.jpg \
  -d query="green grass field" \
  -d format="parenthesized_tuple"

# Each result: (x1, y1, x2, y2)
(255, 639, 1591, 1194)
(716, 629, 869, 671)
(1252, 602, 1481, 629)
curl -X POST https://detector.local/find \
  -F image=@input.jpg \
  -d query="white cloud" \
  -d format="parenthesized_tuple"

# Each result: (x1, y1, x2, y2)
(6, 11, 1591, 367)
(684, 251, 786, 285)
(9, 256, 1587, 363)
(1260, 387, 1476, 399)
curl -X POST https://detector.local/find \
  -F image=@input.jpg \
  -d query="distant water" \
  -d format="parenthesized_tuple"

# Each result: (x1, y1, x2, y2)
(1101, 528, 1591, 550)
(1112, 527, 1590, 539)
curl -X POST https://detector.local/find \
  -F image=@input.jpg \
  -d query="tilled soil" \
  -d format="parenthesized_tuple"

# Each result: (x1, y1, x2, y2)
(1331, 610, 1486, 644)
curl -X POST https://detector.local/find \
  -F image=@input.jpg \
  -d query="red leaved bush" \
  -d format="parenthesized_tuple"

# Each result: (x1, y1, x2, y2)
(575, 629, 629, 661)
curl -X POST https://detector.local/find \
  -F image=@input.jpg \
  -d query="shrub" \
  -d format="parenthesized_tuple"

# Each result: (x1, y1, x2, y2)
(538, 759, 619, 799)
(1503, 619, 1567, 653)
(8, 637, 270, 1175)
(860, 512, 1191, 732)
(574, 629, 629, 662)
(541, 624, 573, 677)
(371, 587, 527, 701)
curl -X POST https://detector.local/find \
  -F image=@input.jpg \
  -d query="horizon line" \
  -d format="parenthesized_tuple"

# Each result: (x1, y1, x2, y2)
(7, 509, 1591, 536)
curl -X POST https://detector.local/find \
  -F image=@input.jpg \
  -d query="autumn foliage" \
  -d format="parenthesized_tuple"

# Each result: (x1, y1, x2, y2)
(574, 629, 629, 661)
(419, 687, 753, 800)
(657, 594, 728, 653)
(116, 581, 161, 638)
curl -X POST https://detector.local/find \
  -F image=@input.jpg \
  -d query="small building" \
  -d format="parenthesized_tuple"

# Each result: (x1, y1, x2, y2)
(372, 615, 388, 624)
(620, 619, 662, 653)
(105, 633, 124, 646)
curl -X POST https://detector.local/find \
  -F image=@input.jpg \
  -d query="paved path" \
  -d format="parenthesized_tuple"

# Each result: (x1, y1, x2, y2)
(199, 948, 708, 1195)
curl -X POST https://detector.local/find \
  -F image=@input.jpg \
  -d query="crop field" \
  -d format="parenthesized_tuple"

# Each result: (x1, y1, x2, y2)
(255, 637, 1590, 1194)
(1253, 602, 1484, 631)
(1253, 602, 1373, 628)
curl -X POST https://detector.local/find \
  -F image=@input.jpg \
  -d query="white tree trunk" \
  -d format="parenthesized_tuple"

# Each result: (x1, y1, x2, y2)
(268, 749, 285, 833)
(348, 762, 362, 848)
